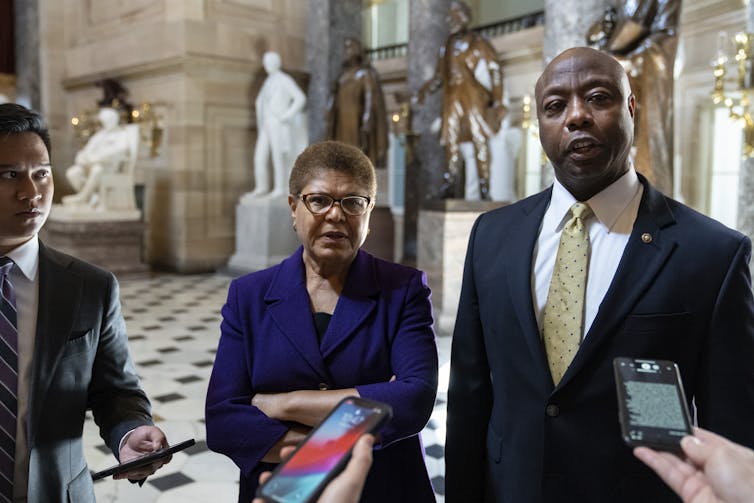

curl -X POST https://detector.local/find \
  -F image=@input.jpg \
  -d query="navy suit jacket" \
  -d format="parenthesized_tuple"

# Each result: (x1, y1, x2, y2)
(206, 247, 438, 503)
(446, 177, 754, 502)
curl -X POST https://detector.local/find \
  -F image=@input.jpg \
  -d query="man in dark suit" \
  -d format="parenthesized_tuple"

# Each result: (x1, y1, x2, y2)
(0, 103, 170, 501)
(445, 47, 754, 502)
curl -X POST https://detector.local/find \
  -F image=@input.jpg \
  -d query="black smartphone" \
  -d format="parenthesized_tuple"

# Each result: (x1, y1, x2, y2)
(613, 357, 693, 452)
(91, 438, 196, 480)
(256, 396, 393, 503)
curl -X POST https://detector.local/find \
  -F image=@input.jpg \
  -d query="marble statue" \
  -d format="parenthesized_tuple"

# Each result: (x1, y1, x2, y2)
(587, 0, 681, 194)
(327, 37, 389, 169)
(62, 107, 139, 214)
(489, 113, 522, 202)
(414, 0, 507, 200)
(243, 51, 308, 201)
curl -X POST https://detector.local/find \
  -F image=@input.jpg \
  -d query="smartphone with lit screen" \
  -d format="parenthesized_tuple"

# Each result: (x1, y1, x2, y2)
(256, 396, 392, 503)
(613, 357, 693, 453)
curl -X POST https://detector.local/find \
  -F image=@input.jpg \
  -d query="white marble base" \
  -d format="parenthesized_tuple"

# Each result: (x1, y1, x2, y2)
(418, 201, 506, 334)
(41, 211, 147, 274)
(227, 196, 298, 273)
(50, 204, 141, 222)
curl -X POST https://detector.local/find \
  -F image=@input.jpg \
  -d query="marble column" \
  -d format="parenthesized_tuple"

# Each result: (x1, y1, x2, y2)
(306, 0, 362, 143)
(404, 0, 450, 263)
(738, 6, 754, 274)
(543, 0, 608, 62)
(13, 0, 40, 109)
(540, 0, 608, 188)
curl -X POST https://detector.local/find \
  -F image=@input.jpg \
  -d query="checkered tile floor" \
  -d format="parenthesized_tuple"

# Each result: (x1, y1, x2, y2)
(84, 273, 450, 502)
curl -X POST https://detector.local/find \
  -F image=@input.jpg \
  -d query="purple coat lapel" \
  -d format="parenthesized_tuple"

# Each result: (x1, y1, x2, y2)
(265, 248, 329, 380)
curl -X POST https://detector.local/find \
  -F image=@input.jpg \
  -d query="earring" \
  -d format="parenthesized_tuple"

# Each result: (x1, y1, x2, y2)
(292, 220, 297, 231)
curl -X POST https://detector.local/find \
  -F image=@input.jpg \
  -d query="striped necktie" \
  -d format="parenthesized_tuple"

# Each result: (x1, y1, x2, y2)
(542, 202, 593, 386)
(0, 257, 17, 501)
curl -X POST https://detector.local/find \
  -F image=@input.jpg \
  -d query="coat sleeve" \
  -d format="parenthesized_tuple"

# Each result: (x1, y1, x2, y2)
(87, 272, 153, 456)
(445, 215, 493, 502)
(205, 279, 290, 476)
(355, 269, 438, 447)
(696, 235, 754, 448)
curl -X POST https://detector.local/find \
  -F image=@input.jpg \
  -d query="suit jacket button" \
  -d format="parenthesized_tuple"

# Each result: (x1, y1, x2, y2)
(545, 404, 559, 417)
(318, 382, 329, 391)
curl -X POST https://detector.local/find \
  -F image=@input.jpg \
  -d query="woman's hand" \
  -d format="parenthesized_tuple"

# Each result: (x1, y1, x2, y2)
(634, 427, 754, 503)
(251, 392, 289, 420)
(261, 424, 311, 463)
(253, 434, 374, 503)
(252, 389, 359, 427)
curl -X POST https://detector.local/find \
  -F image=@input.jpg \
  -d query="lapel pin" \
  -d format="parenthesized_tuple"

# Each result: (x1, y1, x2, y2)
(641, 233, 653, 244)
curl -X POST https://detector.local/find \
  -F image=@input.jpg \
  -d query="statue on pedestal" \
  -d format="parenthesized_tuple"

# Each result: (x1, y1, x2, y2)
(489, 113, 522, 202)
(61, 106, 139, 214)
(242, 52, 308, 202)
(327, 37, 388, 169)
(414, 0, 507, 200)
(587, 0, 681, 194)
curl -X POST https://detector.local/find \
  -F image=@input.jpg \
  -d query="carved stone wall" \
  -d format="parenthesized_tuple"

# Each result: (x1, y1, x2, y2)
(37, 0, 307, 272)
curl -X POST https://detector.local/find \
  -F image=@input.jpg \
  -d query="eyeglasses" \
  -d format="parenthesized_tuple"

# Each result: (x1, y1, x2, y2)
(299, 193, 371, 216)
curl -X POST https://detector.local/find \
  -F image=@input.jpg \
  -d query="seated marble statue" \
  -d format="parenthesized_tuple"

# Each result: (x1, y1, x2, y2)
(242, 51, 308, 202)
(62, 107, 139, 213)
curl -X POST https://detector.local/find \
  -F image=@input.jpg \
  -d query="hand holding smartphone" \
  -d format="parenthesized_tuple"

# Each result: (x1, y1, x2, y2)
(256, 396, 392, 503)
(613, 357, 692, 453)
(91, 438, 196, 480)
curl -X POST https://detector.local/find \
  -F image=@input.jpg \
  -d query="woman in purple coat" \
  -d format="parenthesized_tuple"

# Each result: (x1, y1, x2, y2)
(206, 141, 438, 503)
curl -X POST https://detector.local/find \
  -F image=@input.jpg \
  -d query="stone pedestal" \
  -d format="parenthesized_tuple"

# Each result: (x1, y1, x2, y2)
(362, 206, 395, 262)
(227, 197, 299, 274)
(42, 211, 147, 275)
(417, 200, 506, 335)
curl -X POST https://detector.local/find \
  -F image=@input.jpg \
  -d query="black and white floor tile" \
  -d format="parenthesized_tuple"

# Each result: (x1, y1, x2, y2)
(83, 273, 450, 502)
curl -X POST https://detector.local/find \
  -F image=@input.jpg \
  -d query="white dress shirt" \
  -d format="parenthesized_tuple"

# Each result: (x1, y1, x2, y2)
(5, 237, 39, 502)
(532, 167, 644, 338)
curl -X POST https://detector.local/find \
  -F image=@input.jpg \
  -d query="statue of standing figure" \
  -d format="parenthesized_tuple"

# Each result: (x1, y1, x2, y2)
(62, 106, 139, 213)
(243, 51, 308, 201)
(327, 37, 389, 169)
(587, 0, 681, 194)
(414, 0, 507, 200)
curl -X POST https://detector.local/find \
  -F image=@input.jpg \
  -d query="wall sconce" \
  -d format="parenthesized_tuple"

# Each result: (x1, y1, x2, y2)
(131, 102, 163, 158)
(521, 94, 536, 134)
(711, 31, 754, 158)
(70, 109, 99, 147)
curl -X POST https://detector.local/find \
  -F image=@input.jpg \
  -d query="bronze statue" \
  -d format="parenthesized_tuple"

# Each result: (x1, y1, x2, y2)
(97, 78, 135, 124)
(414, 0, 506, 200)
(327, 37, 388, 169)
(587, 0, 681, 194)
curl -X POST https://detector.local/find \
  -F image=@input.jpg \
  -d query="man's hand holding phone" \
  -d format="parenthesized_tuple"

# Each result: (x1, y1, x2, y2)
(115, 425, 170, 480)
(253, 434, 374, 503)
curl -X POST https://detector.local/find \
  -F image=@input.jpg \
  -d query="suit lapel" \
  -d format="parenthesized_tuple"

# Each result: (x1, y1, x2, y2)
(265, 248, 330, 380)
(28, 243, 82, 447)
(558, 178, 677, 388)
(320, 250, 378, 359)
(506, 190, 552, 373)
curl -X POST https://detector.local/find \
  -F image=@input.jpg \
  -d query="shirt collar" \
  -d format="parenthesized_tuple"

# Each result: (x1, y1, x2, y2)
(5, 236, 39, 282)
(549, 165, 641, 233)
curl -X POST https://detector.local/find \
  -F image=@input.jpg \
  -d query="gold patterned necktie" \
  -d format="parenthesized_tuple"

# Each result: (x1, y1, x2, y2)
(543, 202, 593, 386)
